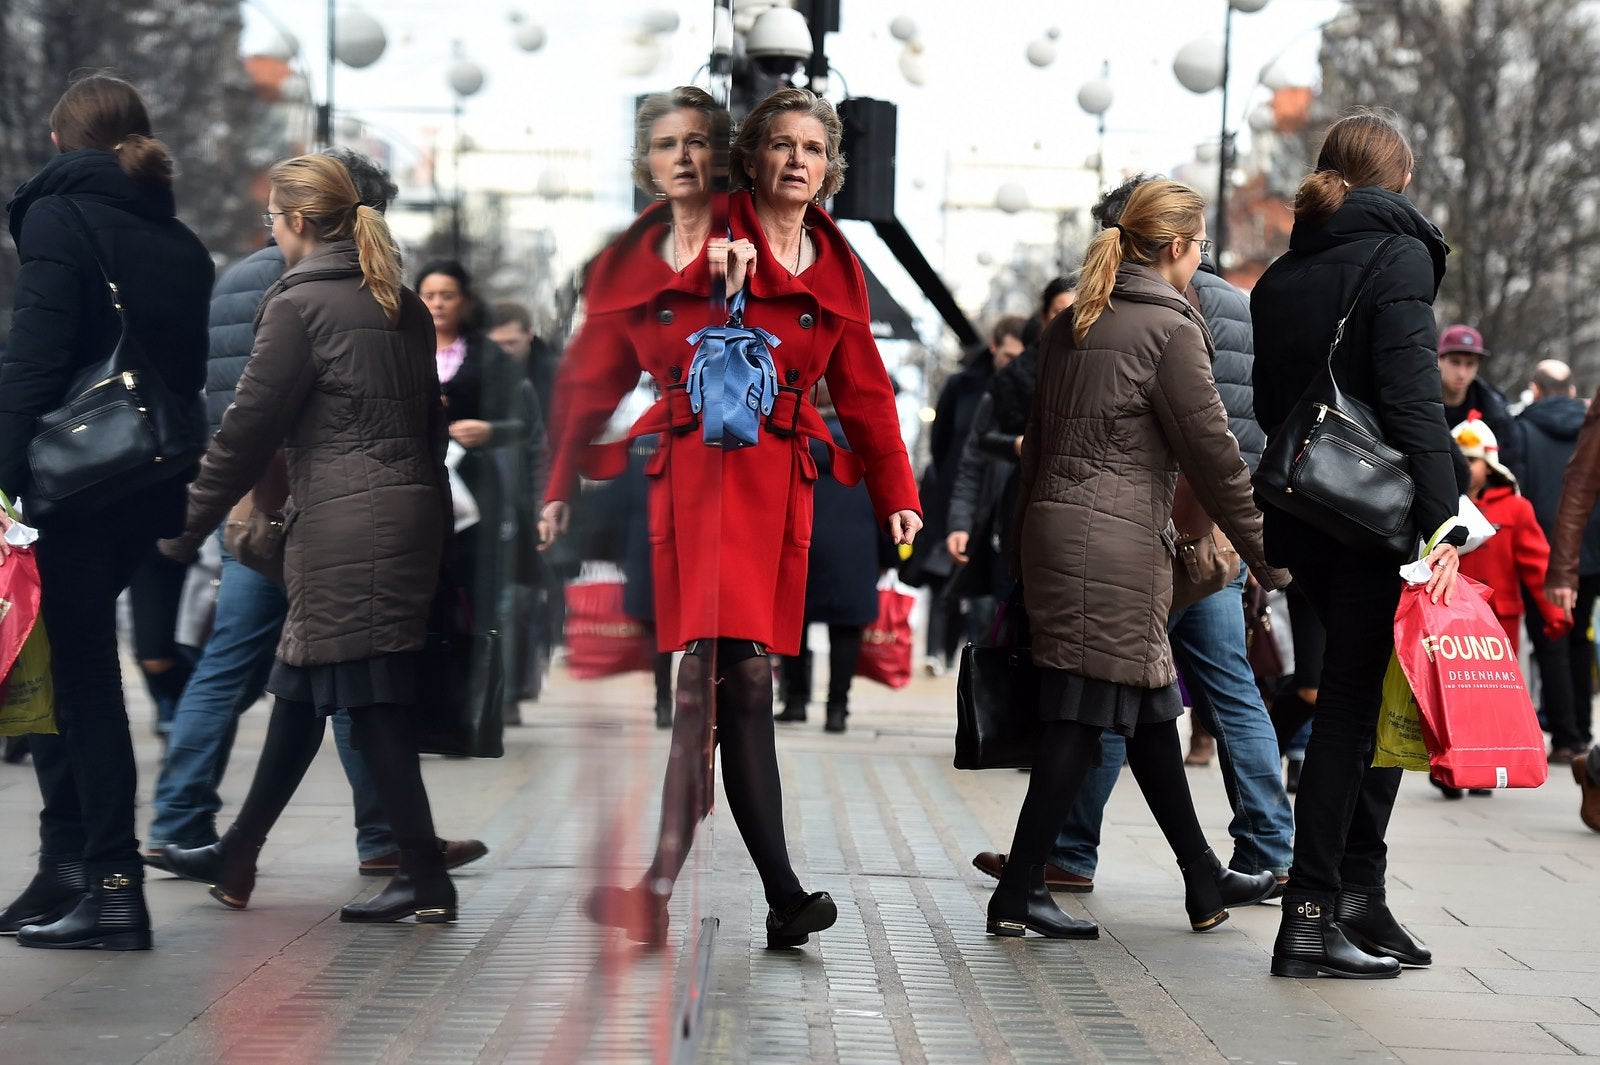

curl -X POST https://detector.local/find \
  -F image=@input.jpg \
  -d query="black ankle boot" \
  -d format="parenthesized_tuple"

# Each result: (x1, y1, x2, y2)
(162, 825, 263, 910)
(824, 702, 848, 734)
(1335, 887, 1431, 966)
(774, 703, 807, 723)
(1181, 848, 1278, 932)
(17, 865, 150, 951)
(986, 864, 1099, 940)
(586, 883, 671, 946)
(766, 890, 837, 948)
(1271, 896, 1400, 979)
(654, 697, 673, 730)
(0, 854, 87, 933)
(341, 846, 457, 923)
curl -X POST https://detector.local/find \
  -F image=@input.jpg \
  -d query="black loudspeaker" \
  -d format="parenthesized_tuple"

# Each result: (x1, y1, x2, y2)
(833, 97, 896, 223)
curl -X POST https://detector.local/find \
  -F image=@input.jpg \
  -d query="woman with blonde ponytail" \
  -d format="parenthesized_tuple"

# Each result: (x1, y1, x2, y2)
(155, 153, 463, 926)
(987, 179, 1290, 943)
(1252, 109, 1464, 980)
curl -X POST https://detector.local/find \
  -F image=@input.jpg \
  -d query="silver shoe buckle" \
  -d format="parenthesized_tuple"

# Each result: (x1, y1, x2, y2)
(101, 873, 132, 890)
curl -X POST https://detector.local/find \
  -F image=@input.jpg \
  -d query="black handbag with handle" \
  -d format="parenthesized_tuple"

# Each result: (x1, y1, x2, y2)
(1253, 236, 1418, 559)
(415, 573, 505, 758)
(25, 200, 207, 520)
(954, 596, 1040, 770)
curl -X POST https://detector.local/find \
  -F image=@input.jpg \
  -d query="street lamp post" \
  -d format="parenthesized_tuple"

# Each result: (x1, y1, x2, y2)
(1175, 0, 1269, 272)
(447, 49, 486, 263)
(1077, 62, 1113, 195)
(317, 4, 387, 149)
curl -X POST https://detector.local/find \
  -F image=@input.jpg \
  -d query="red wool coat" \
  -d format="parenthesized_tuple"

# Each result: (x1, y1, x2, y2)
(546, 192, 919, 655)
(1458, 484, 1571, 651)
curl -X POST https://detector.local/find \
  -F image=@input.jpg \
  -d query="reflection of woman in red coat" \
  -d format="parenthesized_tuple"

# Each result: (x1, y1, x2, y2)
(540, 88, 920, 949)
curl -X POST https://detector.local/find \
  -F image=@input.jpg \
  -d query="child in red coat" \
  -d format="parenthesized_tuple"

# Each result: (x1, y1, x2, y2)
(1453, 415, 1571, 655)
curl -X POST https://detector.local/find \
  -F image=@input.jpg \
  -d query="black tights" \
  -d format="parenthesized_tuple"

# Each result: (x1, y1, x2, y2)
(233, 699, 437, 856)
(1005, 717, 1209, 874)
(644, 639, 803, 909)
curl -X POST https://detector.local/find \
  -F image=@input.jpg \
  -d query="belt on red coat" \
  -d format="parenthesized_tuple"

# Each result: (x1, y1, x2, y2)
(578, 384, 864, 487)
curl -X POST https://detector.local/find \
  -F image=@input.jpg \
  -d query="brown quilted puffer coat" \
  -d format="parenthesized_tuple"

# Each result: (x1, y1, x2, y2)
(1017, 263, 1279, 688)
(170, 239, 449, 666)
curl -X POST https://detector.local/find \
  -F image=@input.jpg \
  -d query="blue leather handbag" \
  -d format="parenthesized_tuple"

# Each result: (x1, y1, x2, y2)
(685, 282, 780, 449)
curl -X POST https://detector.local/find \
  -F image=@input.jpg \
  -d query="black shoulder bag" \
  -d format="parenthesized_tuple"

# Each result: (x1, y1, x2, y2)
(1252, 236, 1417, 559)
(24, 200, 207, 520)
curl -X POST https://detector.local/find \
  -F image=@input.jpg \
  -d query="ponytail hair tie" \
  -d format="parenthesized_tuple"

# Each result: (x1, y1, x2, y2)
(1110, 223, 1123, 234)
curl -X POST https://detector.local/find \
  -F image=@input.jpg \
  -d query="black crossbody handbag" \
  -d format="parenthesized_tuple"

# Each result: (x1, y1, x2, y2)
(1253, 236, 1418, 558)
(24, 200, 207, 520)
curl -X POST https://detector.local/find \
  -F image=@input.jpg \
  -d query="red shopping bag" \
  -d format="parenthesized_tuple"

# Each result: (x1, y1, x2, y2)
(856, 583, 914, 689)
(563, 577, 657, 680)
(0, 547, 42, 682)
(1392, 574, 1547, 790)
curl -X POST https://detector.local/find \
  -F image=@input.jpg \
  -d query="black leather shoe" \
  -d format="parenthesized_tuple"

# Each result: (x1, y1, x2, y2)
(162, 825, 263, 910)
(0, 855, 87, 934)
(766, 890, 837, 948)
(1271, 896, 1400, 979)
(654, 699, 673, 729)
(585, 884, 670, 946)
(341, 848, 456, 924)
(1182, 848, 1277, 932)
(824, 704, 847, 733)
(1335, 888, 1431, 966)
(1429, 775, 1463, 800)
(986, 864, 1099, 939)
(18, 867, 150, 951)
(774, 704, 807, 724)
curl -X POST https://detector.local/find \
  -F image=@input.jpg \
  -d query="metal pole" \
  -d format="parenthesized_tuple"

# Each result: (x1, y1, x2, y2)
(1215, 0, 1234, 272)
(1096, 60, 1109, 194)
(317, 0, 334, 148)
(451, 94, 463, 262)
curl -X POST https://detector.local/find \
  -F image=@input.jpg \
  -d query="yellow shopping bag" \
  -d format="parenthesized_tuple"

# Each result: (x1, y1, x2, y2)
(1373, 651, 1428, 771)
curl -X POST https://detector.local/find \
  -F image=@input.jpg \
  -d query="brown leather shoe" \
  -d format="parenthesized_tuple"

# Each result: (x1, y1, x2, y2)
(1550, 745, 1585, 765)
(1184, 728, 1215, 766)
(360, 837, 488, 877)
(971, 851, 1093, 892)
(1574, 758, 1600, 833)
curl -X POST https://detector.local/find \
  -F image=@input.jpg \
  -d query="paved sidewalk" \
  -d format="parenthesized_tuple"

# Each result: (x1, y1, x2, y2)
(1, 660, 1598, 1064)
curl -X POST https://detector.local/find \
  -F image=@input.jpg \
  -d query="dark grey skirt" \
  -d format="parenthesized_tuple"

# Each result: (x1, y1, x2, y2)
(1037, 667, 1183, 737)
(267, 651, 421, 714)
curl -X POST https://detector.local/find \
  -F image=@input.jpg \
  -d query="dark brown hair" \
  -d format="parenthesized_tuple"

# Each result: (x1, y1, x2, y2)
(1295, 108, 1414, 224)
(49, 73, 172, 185)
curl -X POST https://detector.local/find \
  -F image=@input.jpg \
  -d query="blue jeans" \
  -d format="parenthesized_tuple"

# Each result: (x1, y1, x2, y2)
(147, 532, 395, 859)
(1052, 564, 1295, 877)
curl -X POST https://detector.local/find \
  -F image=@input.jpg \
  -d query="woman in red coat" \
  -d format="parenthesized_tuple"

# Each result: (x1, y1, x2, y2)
(541, 88, 920, 949)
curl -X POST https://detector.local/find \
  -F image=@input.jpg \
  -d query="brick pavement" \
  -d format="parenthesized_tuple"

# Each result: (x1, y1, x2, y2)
(0, 659, 1598, 1063)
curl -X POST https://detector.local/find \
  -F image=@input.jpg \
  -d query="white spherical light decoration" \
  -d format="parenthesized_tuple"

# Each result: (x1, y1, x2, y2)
(1077, 79, 1113, 116)
(537, 169, 569, 198)
(333, 8, 387, 69)
(995, 183, 1030, 214)
(260, 30, 300, 62)
(1258, 58, 1295, 91)
(1173, 38, 1225, 94)
(617, 36, 663, 77)
(889, 15, 918, 41)
(641, 9, 679, 34)
(447, 58, 485, 97)
(1247, 101, 1277, 133)
(1195, 141, 1220, 164)
(976, 250, 994, 266)
(898, 46, 928, 86)
(514, 21, 546, 52)
(1230, 0, 1270, 12)
(1025, 36, 1057, 68)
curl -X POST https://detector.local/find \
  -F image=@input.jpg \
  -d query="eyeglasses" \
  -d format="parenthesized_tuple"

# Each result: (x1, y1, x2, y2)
(262, 211, 287, 230)
(1194, 238, 1214, 256)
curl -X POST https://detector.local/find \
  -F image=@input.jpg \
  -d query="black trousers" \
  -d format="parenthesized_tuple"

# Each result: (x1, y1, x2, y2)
(1279, 543, 1405, 902)
(1526, 576, 1600, 749)
(30, 506, 165, 866)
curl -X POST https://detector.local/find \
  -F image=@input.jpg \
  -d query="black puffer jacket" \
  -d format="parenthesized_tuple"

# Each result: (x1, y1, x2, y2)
(1252, 186, 1464, 558)
(1516, 396, 1600, 575)
(1192, 261, 1264, 471)
(206, 244, 285, 433)
(1, 149, 213, 525)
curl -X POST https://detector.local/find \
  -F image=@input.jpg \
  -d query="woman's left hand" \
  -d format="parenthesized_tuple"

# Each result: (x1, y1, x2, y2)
(449, 419, 492, 448)
(887, 510, 922, 546)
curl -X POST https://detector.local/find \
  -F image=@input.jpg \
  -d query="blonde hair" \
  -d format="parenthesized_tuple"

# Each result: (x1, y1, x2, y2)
(1073, 179, 1206, 342)
(268, 154, 402, 319)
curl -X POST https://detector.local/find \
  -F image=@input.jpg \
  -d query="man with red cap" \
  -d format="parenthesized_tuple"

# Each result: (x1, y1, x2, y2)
(1438, 323, 1519, 469)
